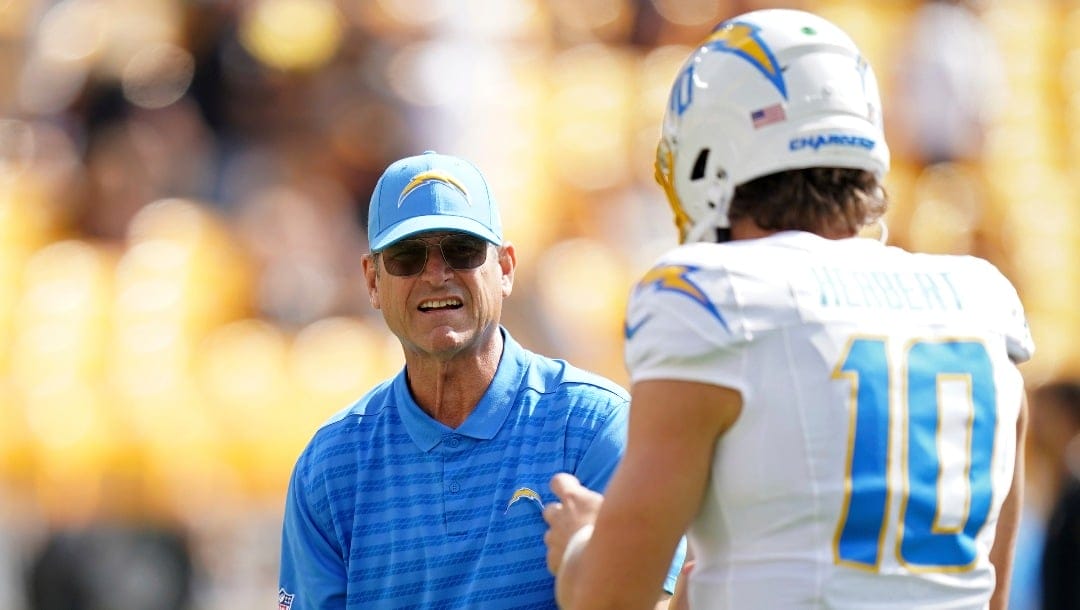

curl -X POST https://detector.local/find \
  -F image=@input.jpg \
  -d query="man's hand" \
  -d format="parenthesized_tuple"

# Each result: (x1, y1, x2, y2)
(542, 473, 604, 575)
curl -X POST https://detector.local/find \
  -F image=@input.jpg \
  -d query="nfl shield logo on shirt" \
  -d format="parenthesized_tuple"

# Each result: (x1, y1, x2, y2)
(279, 588, 295, 610)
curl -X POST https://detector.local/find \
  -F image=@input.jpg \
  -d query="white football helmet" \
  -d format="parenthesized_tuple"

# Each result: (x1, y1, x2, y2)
(655, 9, 890, 243)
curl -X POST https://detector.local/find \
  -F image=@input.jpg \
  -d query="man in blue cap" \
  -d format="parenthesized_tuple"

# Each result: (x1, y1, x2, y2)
(278, 151, 683, 609)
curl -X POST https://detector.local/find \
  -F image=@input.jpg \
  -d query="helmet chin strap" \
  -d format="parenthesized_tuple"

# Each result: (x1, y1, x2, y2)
(684, 207, 728, 243)
(683, 182, 732, 244)
(876, 218, 889, 244)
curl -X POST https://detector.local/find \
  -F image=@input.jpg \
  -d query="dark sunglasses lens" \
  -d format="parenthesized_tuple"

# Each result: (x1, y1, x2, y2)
(440, 236, 488, 269)
(383, 241, 428, 276)
(381, 236, 489, 276)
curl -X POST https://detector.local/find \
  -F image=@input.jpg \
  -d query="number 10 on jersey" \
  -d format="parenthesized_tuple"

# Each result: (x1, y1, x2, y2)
(832, 338, 997, 571)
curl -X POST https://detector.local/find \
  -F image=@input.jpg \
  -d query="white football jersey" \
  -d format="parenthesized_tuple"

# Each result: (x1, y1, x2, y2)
(625, 231, 1033, 610)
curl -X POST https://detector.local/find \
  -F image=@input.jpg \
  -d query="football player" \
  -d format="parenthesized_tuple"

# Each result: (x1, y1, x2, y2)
(543, 8, 1033, 610)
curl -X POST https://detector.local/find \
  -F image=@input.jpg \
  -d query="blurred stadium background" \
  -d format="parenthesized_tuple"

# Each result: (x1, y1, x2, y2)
(0, 0, 1076, 608)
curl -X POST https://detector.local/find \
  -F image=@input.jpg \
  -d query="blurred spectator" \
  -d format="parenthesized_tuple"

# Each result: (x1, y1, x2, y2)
(0, 523, 27, 609)
(1029, 380, 1080, 610)
(888, 1, 1011, 284)
(76, 96, 217, 240)
(890, 0, 1005, 167)
(23, 466, 196, 610)
(27, 523, 193, 610)
(233, 178, 369, 326)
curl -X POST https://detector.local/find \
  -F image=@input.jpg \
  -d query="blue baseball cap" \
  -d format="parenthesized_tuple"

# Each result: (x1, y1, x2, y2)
(367, 151, 503, 252)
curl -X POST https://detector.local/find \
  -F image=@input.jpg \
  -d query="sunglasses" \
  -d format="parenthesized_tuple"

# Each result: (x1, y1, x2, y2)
(379, 234, 491, 277)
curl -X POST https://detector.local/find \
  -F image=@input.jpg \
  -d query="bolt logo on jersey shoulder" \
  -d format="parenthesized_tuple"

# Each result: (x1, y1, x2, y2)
(398, 171, 471, 208)
(704, 21, 786, 99)
(505, 487, 544, 514)
(633, 264, 729, 332)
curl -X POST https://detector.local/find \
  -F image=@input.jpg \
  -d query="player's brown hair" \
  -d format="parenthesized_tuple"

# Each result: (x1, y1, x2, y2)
(728, 168, 887, 237)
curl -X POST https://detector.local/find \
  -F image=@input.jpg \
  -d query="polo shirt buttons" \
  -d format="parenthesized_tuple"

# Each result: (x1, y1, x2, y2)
(447, 436, 461, 448)
(448, 481, 460, 493)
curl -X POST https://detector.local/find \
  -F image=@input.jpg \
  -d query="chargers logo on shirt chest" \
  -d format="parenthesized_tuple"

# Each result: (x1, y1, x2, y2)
(505, 487, 544, 514)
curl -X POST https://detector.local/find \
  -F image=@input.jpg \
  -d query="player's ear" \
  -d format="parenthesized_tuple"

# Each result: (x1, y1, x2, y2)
(362, 253, 381, 309)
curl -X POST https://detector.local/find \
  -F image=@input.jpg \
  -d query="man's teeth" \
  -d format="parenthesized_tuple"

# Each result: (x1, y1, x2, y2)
(421, 298, 461, 309)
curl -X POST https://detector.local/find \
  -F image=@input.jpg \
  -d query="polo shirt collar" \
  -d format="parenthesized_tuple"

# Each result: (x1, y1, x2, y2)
(393, 327, 531, 452)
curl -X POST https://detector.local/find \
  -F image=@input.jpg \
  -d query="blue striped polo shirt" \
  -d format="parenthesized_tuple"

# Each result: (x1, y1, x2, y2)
(279, 330, 679, 609)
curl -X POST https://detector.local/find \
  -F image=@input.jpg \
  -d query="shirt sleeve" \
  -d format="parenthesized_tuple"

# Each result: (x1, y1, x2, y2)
(279, 453, 347, 610)
(624, 263, 748, 394)
(971, 257, 1034, 364)
(572, 399, 628, 493)
(998, 277, 1034, 364)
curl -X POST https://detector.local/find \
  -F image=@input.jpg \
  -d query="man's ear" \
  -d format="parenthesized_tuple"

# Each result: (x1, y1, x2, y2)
(362, 254, 381, 310)
(498, 242, 516, 297)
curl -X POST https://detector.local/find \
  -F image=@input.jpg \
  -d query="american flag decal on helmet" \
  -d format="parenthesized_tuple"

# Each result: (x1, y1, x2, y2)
(751, 103, 786, 128)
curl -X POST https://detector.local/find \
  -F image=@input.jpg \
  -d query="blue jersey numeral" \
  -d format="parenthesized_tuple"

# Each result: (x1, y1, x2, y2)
(834, 338, 996, 571)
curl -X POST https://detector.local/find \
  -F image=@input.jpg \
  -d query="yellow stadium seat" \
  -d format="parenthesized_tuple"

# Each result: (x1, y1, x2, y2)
(194, 318, 291, 438)
(20, 377, 127, 523)
(906, 163, 984, 255)
(289, 316, 402, 418)
(121, 198, 255, 330)
(532, 237, 632, 384)
(9, 240, 115, 385)
(549, 44, 637, 191)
